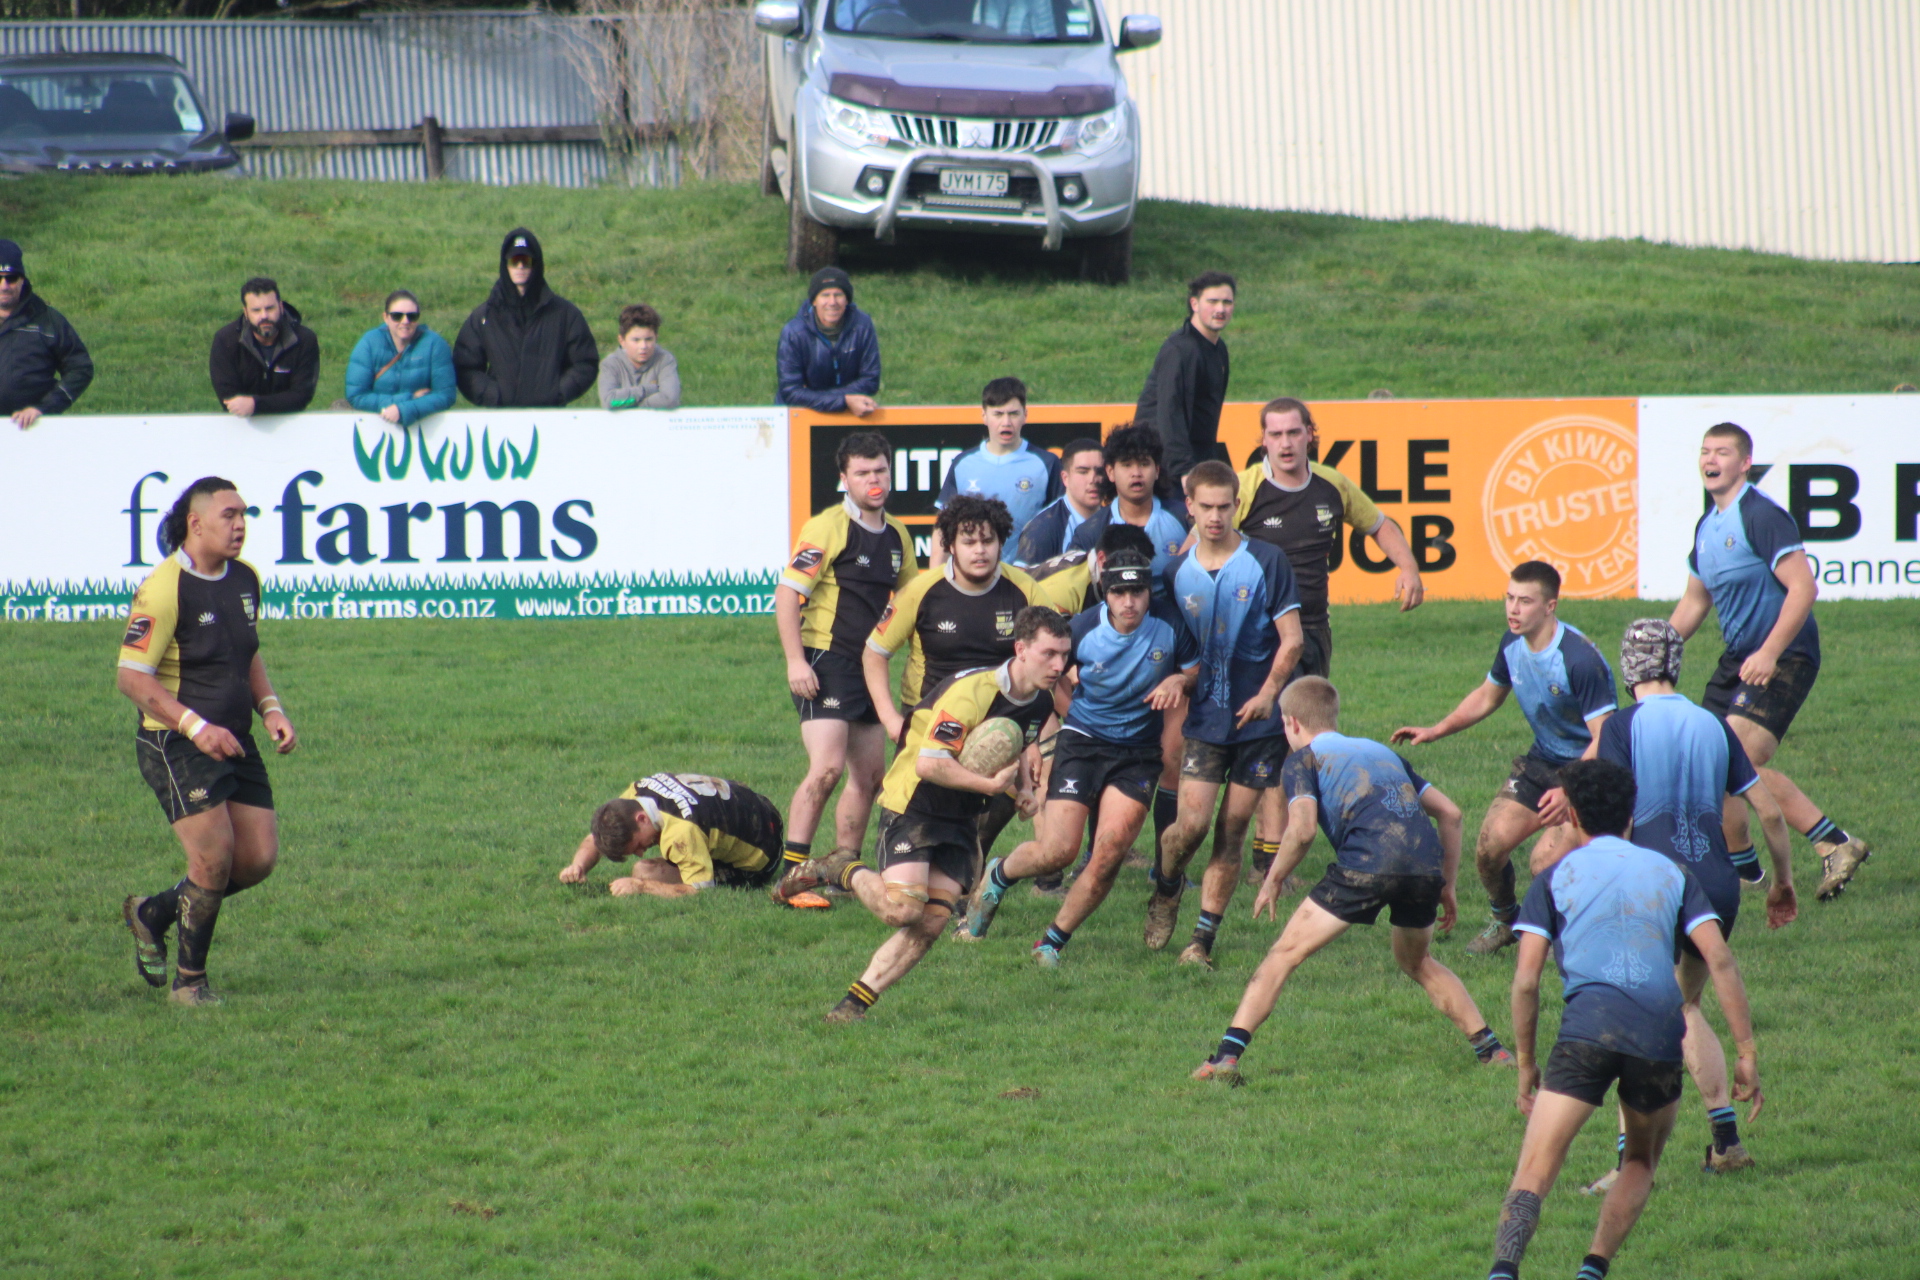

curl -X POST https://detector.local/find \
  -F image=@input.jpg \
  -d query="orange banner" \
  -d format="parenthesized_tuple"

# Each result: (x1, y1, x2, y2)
(791, 398, 1639, 600)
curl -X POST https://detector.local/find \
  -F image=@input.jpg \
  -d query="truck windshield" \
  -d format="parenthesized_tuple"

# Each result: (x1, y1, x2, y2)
(827, 0, 1101, 43)
(0, 72, 208, 137)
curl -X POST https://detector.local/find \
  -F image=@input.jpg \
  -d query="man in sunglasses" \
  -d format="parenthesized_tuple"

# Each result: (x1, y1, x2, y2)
(0, 238, 93, 429)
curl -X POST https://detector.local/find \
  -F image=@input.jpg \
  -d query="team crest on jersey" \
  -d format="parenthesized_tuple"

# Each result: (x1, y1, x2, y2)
(1725, 536, 1736, 548)
(931, 716, 967, 746)
(790, 544, 825, 576)
(1233, 586, 1251, 602)
(1149, 647, 1166, 663)
(121, 615, 154, 651)
(993, 611, 1015, 638)
(890, 550, 903, 574)
(1549, 683, 1563, 697)
(1165, 540, 1182, 555)
(1315, 504, 1334, 530)
(197, 611, 216, 626)
(1016, 477, 1033, 492)
(240, 593, 256, 622)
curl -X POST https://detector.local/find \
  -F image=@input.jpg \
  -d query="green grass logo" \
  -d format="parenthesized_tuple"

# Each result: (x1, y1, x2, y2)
(353, 423, 538, 483)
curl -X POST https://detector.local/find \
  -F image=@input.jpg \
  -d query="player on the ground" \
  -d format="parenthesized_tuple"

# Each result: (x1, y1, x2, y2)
(932, 377, 1062, 563)
(1392, 561, 1616, 954)
(954, 553, 1199, 954)
(1573, 619, 1794, 1187)
(1014, 437, 1106, 566)
(118, 477, 298, 1007)
(1671, 421, 1871, 900)
(1485, 759, 1761, 1280)
(1149, 460, 1304, 968)
(787, 607, 1070, 1022)
(559, 772, 788, 899)
(775, 432, 918, 884)
(1192, 677, 1511, 1082)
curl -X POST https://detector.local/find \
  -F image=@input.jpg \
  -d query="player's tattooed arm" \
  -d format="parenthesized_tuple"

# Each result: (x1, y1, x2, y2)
(1392, 680, 1508, 746)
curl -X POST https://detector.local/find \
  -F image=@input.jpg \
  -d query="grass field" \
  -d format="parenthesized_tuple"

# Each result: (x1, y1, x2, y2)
(1, 175, 1917, 415)
(3, 600, 1915, 1279)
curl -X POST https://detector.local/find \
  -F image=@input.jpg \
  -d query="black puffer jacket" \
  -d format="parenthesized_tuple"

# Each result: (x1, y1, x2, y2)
(453, 228, 598, 408)
(0, 284, 93, 416)
(208, 299, 320, 415)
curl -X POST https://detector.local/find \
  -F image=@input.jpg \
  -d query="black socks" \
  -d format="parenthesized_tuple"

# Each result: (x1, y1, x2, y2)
(1708, 1105, 1739, 1153)
(173, 879, 224, 983)
(782, 839, 811, 869)
(1210, 1026, 1253, 1064)
(1191, 910, 1222, 952)
(1468, 1027, 1509, 1063)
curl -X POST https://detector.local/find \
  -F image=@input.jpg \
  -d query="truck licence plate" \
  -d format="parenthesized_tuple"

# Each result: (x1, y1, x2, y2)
(939, 169, 1010, 197)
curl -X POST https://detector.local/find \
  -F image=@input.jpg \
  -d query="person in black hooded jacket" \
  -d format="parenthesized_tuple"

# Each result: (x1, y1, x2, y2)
(0, 238, 93, 428)
(208, 276, 321, 417)
(454, 228, 598, 408)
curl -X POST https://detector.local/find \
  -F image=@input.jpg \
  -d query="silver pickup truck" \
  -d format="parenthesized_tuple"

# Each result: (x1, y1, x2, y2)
(755, 0, 1160, 283)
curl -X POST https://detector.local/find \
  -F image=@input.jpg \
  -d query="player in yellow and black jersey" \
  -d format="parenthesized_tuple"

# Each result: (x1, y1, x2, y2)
(558, 773, 786, 897)
(774, 432, 918, 883)
(117, 477, 298, 1007)
(780, 607, 1070, 1022)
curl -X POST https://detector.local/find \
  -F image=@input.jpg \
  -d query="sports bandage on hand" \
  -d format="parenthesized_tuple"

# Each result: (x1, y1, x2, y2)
(178, 710, 211, 740)
(257, 695, 285, 717)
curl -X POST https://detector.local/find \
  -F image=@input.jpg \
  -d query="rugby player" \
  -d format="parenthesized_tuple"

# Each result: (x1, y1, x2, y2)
(118, 477, 298, 1006)
(954, 553, 1199, 955)
(1577, 620, 1794, 1185)
(932, 377, 1062, 563)
(1670, 422, 1871, 899)
(1487, 759, 1760, 1280)
(775, 432, 917, 883)
(1392, 561, 1616, 954)
(1150, 461, 1304, 967)
(1014, 437, 1106, 566)
(786, 607, 1070, 1021)
(560, 772, 786, 899)
(1193, 677, 1511, 1082)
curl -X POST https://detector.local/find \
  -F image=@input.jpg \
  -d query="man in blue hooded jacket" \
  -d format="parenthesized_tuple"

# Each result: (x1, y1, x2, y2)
(776, 267, 880, 416)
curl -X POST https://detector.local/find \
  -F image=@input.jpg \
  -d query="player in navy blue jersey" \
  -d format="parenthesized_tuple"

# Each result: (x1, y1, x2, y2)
(1194, 677, 1511, 1083)
(1486, 759, 1760, 1280)
(1670, 422, 1870, 900)
(1013, 438, 1105, 567)
(954, 552, 1199, 957)
(1576, 619, 1794, 1185)
(1393, 561, 1616, 955)
(933, 377, 1062, 563)
(1149, 461, 1305, 968)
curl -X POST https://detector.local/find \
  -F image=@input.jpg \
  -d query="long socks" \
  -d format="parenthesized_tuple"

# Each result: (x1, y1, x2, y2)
(1803, 816, 1851, 847)
(1708, 1105, 1740, 1153)
(172, 880, 224, 986)
(1190, 910, 1222, 953)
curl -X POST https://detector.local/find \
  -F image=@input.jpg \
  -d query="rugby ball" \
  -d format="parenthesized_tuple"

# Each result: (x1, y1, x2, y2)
(957, 717, 1026, 775)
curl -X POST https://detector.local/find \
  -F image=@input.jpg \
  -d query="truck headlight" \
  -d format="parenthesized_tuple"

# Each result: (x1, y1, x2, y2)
(1063, 107, 1125, 158)
(821, 97, 888, 149)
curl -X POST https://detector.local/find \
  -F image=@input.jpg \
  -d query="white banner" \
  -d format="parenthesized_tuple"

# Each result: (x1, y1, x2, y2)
(0, 408, 791, 622)
(1638, 395, 1920, 599)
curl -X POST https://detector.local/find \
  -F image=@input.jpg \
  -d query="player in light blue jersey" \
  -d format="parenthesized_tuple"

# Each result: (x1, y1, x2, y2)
(1393, 561, 1615, 955)
(1671, 422, 1870, 901)
(1066, 424, 1193, 584)
(1487, 759, 1760, 1280)
(1149, 461, 1304, 969)
(933, 377, 1062, 563)
(955, 552, 1199, 956)
(1013, 438, 1105, 567)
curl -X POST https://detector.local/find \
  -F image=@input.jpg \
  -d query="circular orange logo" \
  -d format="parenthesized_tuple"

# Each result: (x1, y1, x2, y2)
(1482, 415, 1637, 598)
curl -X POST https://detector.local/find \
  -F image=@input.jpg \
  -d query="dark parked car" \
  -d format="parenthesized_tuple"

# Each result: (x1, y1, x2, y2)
(0, 52, 254, 174)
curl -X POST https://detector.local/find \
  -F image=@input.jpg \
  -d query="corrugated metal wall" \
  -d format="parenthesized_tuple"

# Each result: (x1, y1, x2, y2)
(0, 15, 660, 187)
(1119, 0, 1920, 262)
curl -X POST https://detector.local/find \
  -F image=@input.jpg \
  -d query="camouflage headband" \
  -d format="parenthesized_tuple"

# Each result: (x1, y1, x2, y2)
(1619, 618, 1684, 687)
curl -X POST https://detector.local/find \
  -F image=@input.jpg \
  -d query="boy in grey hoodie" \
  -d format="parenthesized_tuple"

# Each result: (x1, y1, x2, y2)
(598, 304, 681, 410)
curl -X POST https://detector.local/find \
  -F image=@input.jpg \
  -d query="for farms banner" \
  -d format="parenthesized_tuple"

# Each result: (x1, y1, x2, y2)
(1637, 395, 1920, 599)
(0, 408, 790, 623)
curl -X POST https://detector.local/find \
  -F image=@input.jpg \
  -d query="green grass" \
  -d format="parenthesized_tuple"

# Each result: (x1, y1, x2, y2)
(2, 601, 1916, 1277)
(2, 175, 1916, 415)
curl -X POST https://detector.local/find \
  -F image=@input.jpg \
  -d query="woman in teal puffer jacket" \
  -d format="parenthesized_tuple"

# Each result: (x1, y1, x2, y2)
(345, 290, 456, 425)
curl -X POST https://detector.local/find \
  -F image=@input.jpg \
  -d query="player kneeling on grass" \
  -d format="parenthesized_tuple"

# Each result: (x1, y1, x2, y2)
(558, 773, 793, 900)
(783, 607, 1069, 1022)
(1194, 676, 1512, 1083)
(955, 553, 1199, 960)
(1485, 759, 1761, 1280)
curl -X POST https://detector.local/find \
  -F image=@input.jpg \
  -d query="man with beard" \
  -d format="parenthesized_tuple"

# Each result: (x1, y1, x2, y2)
(454, 228, 598, 408)
(208, 277, 319, 417)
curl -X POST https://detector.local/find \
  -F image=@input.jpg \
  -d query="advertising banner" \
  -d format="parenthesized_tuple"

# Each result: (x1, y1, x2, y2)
(0, 408, 791, 623)
(1637, 395, 1920, 599)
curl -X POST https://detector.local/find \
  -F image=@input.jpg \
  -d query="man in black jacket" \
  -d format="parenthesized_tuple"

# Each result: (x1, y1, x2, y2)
(1134, 270, 1235, 486)
(209, 277, 320, 418)
(0, 239, 93, 429)
(454, 228, 598, 408)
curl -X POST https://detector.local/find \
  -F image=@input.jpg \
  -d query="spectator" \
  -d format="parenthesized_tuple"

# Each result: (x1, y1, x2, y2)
(0, 238, 91, 429)
(344, 290, 456, 426)
(454, 228, 597, 408)
(598, 303, 681, 410)
(209, 276, 320, 418)
(1134, 270, 1235, 484)
(776, 266, 879, 416)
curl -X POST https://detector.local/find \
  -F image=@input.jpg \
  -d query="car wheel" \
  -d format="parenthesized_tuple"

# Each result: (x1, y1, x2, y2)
(787, 141, 840, 273)
(1078, 225, 1132, 285)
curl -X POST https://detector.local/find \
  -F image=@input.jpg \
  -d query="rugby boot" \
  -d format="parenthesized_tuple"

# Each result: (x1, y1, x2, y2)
(1814, 836, 1871, 900)
(957, 858, 1007, 941)
(1581, 1168, 1620, 1197)
(775, 847, 862, 903)
(122, 895, 169, 988)
(1143, 880, 1184, 950)
(1031, 941, 1062, 968)
(168, 977, 223, 1007)
(1703, 1141, 1755, 1173)
(823, 1002, 866, 1025)
(1466, 917, 1520, 955)
(1030, 873, 1068, 899)
(1191, 1056, 1243, 1086)
(1176, 941, 1215, 970)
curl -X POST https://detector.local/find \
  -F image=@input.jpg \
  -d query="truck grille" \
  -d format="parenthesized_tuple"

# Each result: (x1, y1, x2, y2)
(888, 114, 1060, 153)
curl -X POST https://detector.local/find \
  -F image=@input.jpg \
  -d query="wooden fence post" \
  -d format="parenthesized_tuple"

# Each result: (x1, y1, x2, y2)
(421, 116, 445, 181)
